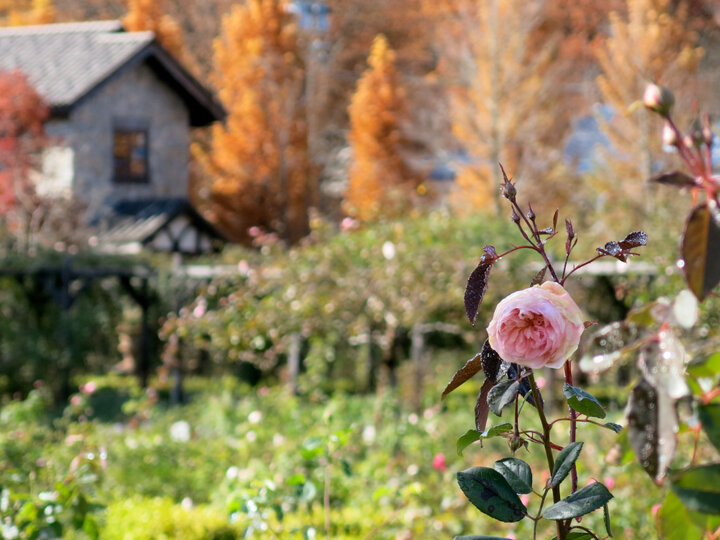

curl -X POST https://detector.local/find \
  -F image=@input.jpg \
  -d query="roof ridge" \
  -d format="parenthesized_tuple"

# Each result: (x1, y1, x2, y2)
(0, 20, 123, 36)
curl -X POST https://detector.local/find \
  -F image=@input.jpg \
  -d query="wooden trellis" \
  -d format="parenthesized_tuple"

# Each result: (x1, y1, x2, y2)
(0, 258, 155, 389)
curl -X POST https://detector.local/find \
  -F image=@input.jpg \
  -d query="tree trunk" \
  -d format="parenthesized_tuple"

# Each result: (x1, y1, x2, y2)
(411, 324, 426, 413)
(288, 332, 302, 395)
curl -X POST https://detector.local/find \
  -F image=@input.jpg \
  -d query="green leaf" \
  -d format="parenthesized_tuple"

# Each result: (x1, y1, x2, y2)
(456, 424, 513, 456)
(488, 380, 520, 416)
(550, 441, 583, 488)
(300, 480, 317, 502)
(287, 473, 306, 485)
(300, 437, 324, 460)
(457, 467, 526, 523)
(688, 353, 720, 379)
(681, 204, 720, 301)
(543, 482, 613, 520)
(670, 465, 720, 514)
(494, 458, 532, 494)
(453, 537, 512, 540)
(603, 422, 623, 433)
(454, 536, 512, 540)
(658, 491, 704, 540)
(442, 353, 483, 400)
(563, 383, 606, 419)
(698, 403, 720, 452)
(603, 503, 613, 537)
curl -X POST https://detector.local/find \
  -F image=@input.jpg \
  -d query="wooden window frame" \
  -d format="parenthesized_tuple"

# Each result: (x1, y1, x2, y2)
(112, 118, 150, 184)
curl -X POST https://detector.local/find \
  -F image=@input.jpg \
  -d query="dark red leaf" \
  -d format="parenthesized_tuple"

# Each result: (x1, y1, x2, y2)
(597, 241, 627, 261)
(442, 353, 483, 400)
(627, 378, 678, 483)
(565, 219, 574, 239)
(475, 378, 495, 432)
(649, 171, 696, 188)
(553, 209, 559, 232)
(481, 340, 509, 383)
(565, 219, 575, 255)
(681, 204, 720, 301)
(464, 246, 497, 325)
(531, 265, 547, 286)
(618, 231, 648, 250)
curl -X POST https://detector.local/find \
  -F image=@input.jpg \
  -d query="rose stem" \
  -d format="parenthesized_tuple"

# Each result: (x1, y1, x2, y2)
(528, 371, 567, 540)
(510, 199, 560, 282)
(564, 360, 578, 494)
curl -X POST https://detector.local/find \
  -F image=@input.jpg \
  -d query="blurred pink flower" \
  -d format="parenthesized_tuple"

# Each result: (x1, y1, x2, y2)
(520, 494, 530, 506)
(340, 217, 357, 232)
(80, 381, 97, 395)
(652, 503, 662, 516)
(258, 386, 270, 397)
(65, 434, 84, 445)
(535, 376, 547, 389)
(604, 476, 616, 490)
(70, 395, 82, 406)
(488, 282, 584, 369)
(432, 453, 447, 472)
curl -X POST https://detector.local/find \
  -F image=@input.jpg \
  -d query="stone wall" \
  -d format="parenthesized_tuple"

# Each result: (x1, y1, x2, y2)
(45, 62, 190, 219)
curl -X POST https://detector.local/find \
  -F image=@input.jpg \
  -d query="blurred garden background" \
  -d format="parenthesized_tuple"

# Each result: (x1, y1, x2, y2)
(0, 0, 719, 538)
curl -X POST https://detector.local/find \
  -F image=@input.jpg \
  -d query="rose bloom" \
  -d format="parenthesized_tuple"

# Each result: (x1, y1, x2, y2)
(487, 282, 584, 369)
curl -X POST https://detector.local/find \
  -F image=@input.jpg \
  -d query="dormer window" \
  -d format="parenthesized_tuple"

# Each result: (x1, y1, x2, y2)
(113, 119, 149, 183)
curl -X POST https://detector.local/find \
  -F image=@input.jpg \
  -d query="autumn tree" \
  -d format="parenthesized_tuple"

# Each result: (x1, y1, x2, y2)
(0, 70, 49, 249)
(198, 0, 310, 244)
(2, 0, 55, 25)
(123, 0, 184, 58)
(594, 0, 704, 216)
(344, 35, 423, 221)
(427, 0, 576, 216)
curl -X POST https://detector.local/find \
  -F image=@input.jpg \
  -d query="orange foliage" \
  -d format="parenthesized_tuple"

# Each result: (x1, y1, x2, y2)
(4, 0, 55, 25)
(428, 0, 576, 216)
(344, 35, 422, 221)
(594, 0, 704, 210)
(123, 0, 184, 58)
(198, 0, 310, 244)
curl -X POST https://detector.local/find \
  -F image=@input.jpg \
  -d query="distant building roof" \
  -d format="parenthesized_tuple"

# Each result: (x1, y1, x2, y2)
(97, 198, 226, 254)
(0, 20, 224, 126)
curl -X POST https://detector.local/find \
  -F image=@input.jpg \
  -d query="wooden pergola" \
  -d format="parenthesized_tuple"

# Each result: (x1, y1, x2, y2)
(0, 257, 155, 389)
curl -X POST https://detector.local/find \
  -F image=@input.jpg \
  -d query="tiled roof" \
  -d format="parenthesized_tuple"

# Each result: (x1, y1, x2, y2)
(98, 198, 225, 247)
(0, 21, 153, 109)
(0, 20, 225, 125)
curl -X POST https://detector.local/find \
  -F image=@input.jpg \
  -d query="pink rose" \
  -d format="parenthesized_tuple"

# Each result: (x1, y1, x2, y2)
(432, 453, 447, 472)
(487, 282, 584, 369)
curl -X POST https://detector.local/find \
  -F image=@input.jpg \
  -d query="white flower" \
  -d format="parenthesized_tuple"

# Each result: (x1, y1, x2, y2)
(170, 421, 191, 443)
(382, 241, 396, 260)
(248, 410, 263, 424)
(226, 466, 239, 480)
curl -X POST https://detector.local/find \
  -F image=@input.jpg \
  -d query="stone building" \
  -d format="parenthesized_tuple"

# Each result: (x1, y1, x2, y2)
(0, 20, 226, 253)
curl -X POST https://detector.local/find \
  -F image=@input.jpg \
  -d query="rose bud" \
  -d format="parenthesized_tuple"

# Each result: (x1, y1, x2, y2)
(643, 83, 674, 117)
(487, 282, 585, 369)
(502, 179, 517, 201)
(662, 123, 678, 147)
